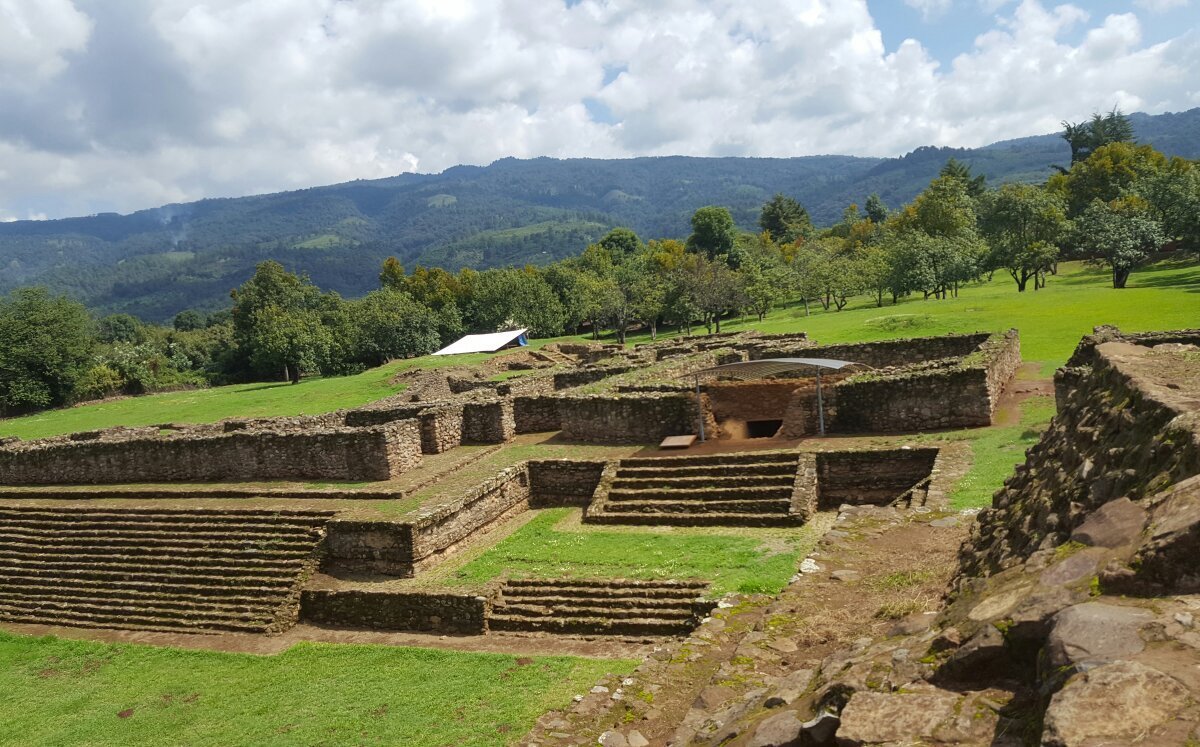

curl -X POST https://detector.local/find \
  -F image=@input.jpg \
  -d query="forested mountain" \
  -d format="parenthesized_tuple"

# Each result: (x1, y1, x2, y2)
(2, 107, 1197, 322)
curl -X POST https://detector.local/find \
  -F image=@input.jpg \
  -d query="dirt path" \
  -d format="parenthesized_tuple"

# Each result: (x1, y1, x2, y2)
(523, 505, 972, 746)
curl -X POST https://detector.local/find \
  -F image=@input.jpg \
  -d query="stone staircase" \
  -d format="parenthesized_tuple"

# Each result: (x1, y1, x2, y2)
(488, 578, 712, 637)
(0, 505, 334, 634)
(584, 452, 804, 527)
(534, 348, 577, 366)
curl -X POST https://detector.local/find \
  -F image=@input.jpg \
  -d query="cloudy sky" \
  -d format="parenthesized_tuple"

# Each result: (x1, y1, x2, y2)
(1, 0, 1197, 221)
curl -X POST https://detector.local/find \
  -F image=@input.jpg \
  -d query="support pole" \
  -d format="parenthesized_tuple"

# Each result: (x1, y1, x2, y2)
(816, 367, 826, 437)
(696, 374, 706, 442)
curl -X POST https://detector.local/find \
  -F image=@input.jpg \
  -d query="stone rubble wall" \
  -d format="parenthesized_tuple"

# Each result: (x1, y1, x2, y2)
(557, 392, 701, 444)
(552, 364, 636, 390)
(460, 400, 515, 443)
(512, 395, 563, 433)
(816, 448, 940, 507)
(750, 331, 992, 368)
(959, 339, 1200, 579)
(0, 419, 422, 485)
(345, 402, 465, 454)
(1064, 324, 1200, 367)
(300, 589, 489, 634)
(527, 459, 607, 507)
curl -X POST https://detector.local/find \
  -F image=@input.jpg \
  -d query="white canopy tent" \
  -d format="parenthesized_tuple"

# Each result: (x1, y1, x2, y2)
(432, 328, 529, 356)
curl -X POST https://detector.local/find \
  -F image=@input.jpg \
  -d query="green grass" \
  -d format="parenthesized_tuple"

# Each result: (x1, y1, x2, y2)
(912, 394, 1057, 510)
(0, 353, 496, 441)
(609, 258, 1200, 375)
(0, 632, 632, 747)
(446, 508, 822, 597)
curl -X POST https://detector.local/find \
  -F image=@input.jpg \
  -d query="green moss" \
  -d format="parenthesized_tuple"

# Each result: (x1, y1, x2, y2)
(1053, 541, 1088, 561)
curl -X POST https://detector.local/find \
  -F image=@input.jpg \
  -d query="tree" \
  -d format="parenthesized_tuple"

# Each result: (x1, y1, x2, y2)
(893, 174, 979, 239)
(940, 158, 986, 198)
(0, 287, 95, 414)
(379, 257, 406, 290)
(978, 184, 1069, 291)
(348, 289, 440, 366)
(1139, 162, 1200, 253)
(740, 253, 787, 321)
(758, 194, 812, 245)
(96, 314, 144, 343)
(1073, 197, 1164, 288)
(687, 206, 737, 261)
(230, 261, 331, 383)
(173, 309, 206, 331)
(1061, 107, 1135, 164)
(856, 244, 892, 307)
(1063, 141, 1167, 216)
(595, 227, 641, 258)
(864, 193, 889, 224)
(460, 268, 565, 337)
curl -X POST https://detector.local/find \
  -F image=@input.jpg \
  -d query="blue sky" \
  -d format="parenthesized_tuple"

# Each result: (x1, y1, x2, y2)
(0, 0, 1197, 220)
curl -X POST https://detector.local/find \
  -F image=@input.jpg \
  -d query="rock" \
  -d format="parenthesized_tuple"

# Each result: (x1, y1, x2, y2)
(763, 668, 814, 708)
(836, 687, 961, 745)
(799, 557, 821, 574)
(1176, 612, 1195, 629)
(766, 638, 797, 653)
(1045, 602, 1153, 671)
(930, 627, 962, 652)
(888, 611, 937, 636)
(967, 587, 1024, 622)
(1042, 661, 1191, 746)
(598, 730, 627, 747)
(929, 516, 959, 528)
(1069, 496, 1146, 548)
(830, 569, 860, 582)
(696, 685, 735, 710)
(625, 731, 649, 747)
(748, 709, 804, 747)
(1038, 549, 1100, 587)
(936, 625, 1009, 681)
(1119, 475, 1200, 594)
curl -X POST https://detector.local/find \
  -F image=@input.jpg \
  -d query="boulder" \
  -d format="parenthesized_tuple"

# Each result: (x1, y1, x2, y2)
(1119, 475, 1200, 594)
(1045, 602, 1152, 672)
(748, 709, 804, 747)
(1068, 496, 1146, 548)
(835, 686, 963, 746)
(1042, 661, 1191, 746)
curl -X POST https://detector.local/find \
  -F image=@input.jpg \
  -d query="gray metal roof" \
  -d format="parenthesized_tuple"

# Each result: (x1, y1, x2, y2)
(686, 357, 862, 380)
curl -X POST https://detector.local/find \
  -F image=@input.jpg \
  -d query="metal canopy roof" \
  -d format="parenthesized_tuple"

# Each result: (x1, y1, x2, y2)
(686, 357, 861, 380)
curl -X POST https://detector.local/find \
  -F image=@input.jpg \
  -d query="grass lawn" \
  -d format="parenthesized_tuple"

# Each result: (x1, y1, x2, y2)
(608, 258, 1200, 376)
(0, 632, 633, 747)
(911, 394, 1057, 510)
(0, 352, 497, 441)
(445, 508, 827, 597)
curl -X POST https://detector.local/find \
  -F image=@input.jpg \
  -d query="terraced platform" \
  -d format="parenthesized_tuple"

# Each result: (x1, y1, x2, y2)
(584, 451, 805, 526)
(488, 578, 713, 637)
(0, 505, 334, 634)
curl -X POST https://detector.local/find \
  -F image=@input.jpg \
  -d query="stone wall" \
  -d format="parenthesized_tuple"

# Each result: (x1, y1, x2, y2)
(816, 447, 939, 507)
(345, 402, 465, 454)
(553, 365, 635, 390)
(513, 395, 562, 433)
(0, 419, 422, 485)
(461, 400, 515, 443)
(959, 339, 1200, 579)
(750, 331, 991, 368)
(300, 589, 489, 634)
(323, 463, 532, 576)
(1064, 324, 1200, 367)
(558, 392, 700, 444)
(527, 459, 607, 507)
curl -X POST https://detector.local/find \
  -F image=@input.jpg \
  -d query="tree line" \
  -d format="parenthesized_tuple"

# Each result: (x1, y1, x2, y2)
(1, 111, 1196, 417)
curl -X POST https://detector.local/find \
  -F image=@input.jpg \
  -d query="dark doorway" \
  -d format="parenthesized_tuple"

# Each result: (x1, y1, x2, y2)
(746, 420, 783, 438)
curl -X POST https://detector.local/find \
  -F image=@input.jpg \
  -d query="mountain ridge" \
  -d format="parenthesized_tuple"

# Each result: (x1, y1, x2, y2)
(2, 107, 1197, 322)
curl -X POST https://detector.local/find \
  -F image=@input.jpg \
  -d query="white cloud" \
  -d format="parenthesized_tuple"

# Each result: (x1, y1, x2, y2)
(1133, 0, 1189, 12)
(0, 0, 1197, 219)
(905, 0, 954, 20)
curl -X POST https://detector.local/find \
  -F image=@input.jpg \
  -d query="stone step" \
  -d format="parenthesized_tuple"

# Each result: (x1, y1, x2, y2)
(611, 475, 794, 490)
(496, 602, 697, 620)
(0, 573, 298, 599)
(606, 486, 793, 502)
(0, 507, 332, 524)
(618, 452, 797, 468)
(0, 590, 284, 620)
(615, 462, 797, 478)
(0, 602, 273, 634)
(0, 579, 288, 608)
(0, 554, 306, 578)
(499, 593, 703, 610)
(585, 511, 804, 528)
(0, 539, 314, 561)
(487, 613, 695, 637)
(598, 499, 792, 515)
(0, 532, 319, 554)
(0, 566, 297, 589)
(0, 522, 322, 541)
(503, 578, 708, 592)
